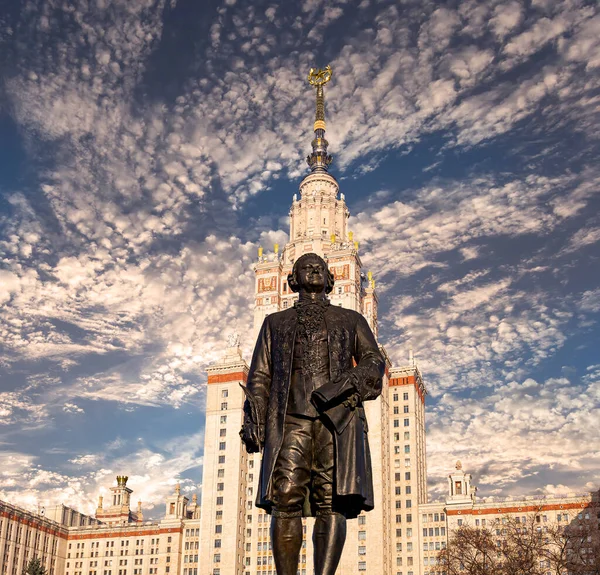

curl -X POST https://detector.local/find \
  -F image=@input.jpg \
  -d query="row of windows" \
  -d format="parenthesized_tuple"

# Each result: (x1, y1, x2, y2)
(394, 472, 411, 481)
(392, 405, 410, 414)
(393, 393, 410, 401)
(69, 538, 170, 550)
(422, 527, 446, 537)
(395, 486, 412, 495)
(422, 513, 445, 523)
(393, 419, 411, 428)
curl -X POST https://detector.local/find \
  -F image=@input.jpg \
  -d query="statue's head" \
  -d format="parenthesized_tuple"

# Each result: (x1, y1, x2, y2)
(288, 253, 334, 294)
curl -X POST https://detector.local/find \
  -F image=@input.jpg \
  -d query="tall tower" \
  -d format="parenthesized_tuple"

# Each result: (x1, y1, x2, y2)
(388, 355, 428, 575)
(249, 66, 390, 575)
(202, 66, 428, 575)
(199, 338, 249, 575)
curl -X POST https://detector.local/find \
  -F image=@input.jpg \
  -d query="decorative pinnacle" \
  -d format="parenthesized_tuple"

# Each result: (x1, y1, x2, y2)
(307, 65, 333, 173)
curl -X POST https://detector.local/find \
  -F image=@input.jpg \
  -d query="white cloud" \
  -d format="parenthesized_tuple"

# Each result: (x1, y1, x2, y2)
(426, 371, 600, 499)
(63, 403, 85, 414)
(489, 1, 524, 39)
(0, 432, 204, 518)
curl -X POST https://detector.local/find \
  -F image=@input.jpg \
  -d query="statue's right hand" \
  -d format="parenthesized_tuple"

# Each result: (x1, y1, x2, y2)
(239, 424, 261, 454)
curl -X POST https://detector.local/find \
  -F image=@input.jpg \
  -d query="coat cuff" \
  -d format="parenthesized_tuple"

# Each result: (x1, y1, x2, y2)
(311, 372, 358, 409)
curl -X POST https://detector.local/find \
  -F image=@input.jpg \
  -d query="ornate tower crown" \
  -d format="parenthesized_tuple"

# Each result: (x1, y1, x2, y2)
(306, 65, 333, 173)
(116, 475, 128, 487)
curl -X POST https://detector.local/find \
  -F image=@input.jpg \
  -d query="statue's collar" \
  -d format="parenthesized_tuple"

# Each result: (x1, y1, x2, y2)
(294, 292, 330, 307)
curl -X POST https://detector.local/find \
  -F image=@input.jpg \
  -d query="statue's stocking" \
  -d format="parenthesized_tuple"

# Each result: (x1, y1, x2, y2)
(271, 515, 302, 575)
(313, 512, 347, 575)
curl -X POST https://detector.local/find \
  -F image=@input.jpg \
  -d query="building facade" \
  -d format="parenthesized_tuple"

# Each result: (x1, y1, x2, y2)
(418, 462, 599, 575)
(0, 478, 200, 575)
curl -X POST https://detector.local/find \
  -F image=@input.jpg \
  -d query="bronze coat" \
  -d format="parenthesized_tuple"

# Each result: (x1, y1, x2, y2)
(245, 305, 385, 518)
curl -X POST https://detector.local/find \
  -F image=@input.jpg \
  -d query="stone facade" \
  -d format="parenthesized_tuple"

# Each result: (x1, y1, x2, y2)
(418, 462, 598, 575)
(0, 479, 200, 575)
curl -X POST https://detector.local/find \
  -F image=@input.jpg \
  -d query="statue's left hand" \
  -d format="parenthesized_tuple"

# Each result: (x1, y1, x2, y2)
(239, 423, 261, 453)
(311, 371, 359, 410)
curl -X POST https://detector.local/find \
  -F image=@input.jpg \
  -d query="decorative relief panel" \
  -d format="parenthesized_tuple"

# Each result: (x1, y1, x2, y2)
(331, 264, 350, 280)
(258, 276, 277, 293)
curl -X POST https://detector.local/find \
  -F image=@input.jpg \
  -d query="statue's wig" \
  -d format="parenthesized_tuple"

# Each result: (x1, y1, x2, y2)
(287, 253, 335, 294)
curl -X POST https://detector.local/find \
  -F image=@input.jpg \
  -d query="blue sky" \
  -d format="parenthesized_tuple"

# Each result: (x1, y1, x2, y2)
(0, 0, 599, 519)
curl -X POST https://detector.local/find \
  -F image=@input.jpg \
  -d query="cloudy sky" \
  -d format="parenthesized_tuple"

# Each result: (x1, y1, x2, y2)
(0, 0, 599, 519)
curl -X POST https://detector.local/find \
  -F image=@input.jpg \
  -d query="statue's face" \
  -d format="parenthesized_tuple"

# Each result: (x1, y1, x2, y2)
(296, 255, 327, 293)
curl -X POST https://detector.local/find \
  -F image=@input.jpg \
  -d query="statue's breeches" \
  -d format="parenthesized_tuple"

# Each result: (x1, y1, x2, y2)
(271, 414, 334, 517)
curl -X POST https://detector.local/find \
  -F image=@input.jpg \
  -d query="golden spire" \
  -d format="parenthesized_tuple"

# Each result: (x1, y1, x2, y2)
(306, 65, 333, 173)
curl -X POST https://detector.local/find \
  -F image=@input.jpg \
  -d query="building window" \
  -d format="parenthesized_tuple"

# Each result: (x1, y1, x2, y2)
(216, 497, 223, 505)
(218, 456, 225, 464)
(393, 420, 399, 428)
(403, 393, 408, 400)
(222, 389, 228, 398)
(217, 483, 224, 491)
(215, 525, 222, 534)
(220, 415, 227, 424)
(217, 469, 224, 478)
(219, 442, 226, 450)
(404, 432, 410, 440)
(393, 407, 399, 415)
(403, 418, 409, 427)
(219, 429, 226, 437)
(358, 531, 366, 540)
(403, 405, 409, 413)
(405, 472, 411, 481)
(220, 403, 227, 410)
(358, 561, 366, 571)
(393, 393, 398, 401)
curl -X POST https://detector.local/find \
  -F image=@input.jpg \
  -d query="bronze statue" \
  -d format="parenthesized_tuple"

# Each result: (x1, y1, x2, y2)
(240, 252, 385, 575)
